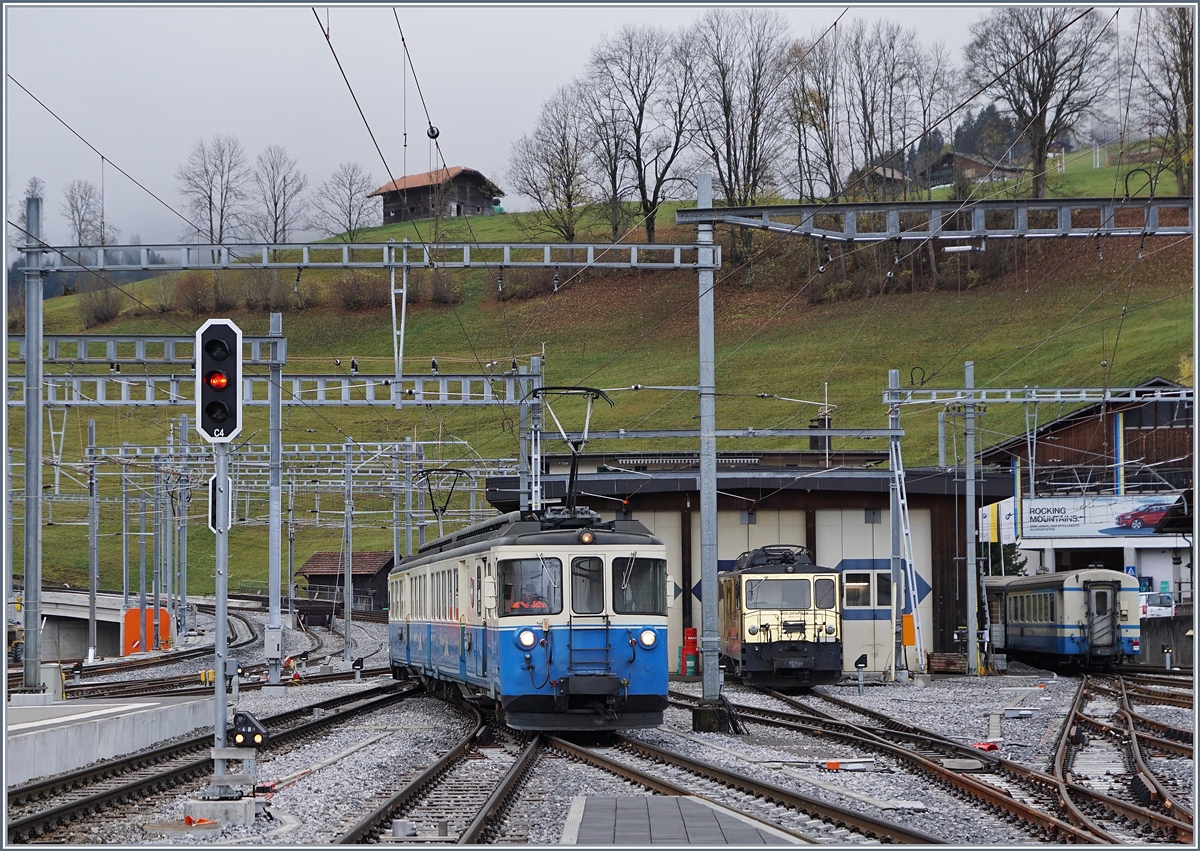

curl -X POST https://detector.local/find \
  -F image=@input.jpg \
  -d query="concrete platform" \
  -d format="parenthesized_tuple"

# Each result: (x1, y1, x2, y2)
(5, 695, 212, 786)
(560, 796, 800, 845)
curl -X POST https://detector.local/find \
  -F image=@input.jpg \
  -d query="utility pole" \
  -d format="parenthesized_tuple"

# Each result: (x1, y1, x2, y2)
(888, 371, 903, 681)
(694, 173, 722, 730)
(266, 313, 283, 685)
(22, 195, 43, 690)
(343, 439, 354, 661)
(179, 418, 189, 634)
(964, 361, 979, 676)
(87, 419, 98, 661)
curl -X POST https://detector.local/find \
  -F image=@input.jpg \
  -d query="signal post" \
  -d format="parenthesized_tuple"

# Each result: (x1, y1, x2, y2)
(188, 319, 260, 822)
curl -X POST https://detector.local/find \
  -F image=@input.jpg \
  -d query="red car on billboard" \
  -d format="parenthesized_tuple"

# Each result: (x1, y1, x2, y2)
(1115, 502, 1174, 530)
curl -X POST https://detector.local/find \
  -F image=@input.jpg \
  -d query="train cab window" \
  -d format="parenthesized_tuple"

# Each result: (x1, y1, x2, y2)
(844, 573, 872, 607)
(613, 556, 667, 615)
(500, 557, 562, 615)
(815, 577, 836, 609)
(572, 557, 605, 614)
(745, 578, 811, 610)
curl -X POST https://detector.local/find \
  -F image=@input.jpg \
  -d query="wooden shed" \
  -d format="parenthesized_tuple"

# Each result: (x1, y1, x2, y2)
(296, 551, 395, 610)
(368, 166, 500, 225)
(920, 152, 1022, 188)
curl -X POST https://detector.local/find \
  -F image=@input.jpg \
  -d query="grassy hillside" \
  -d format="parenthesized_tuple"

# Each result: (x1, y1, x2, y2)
(6, 199, 1193, 597)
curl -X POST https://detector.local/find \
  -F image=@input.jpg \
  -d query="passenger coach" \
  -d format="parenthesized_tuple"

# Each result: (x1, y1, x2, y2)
(986, 568, 1140, 667)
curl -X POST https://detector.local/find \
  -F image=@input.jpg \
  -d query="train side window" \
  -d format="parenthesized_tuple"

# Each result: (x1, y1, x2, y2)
(476, 564, 483, 618)
(815, 577, 836, 609)
(454, 570, 460, 620)
(875, 573, 892, 607)
(844, 573, 872, 607)
(1049, 595, 1055, 621)
(572, 557, 605, 614)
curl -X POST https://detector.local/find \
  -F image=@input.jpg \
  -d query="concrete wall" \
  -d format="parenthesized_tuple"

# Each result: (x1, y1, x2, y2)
(40, 616, 121, 660)
(1137, 609, 1194, 667)
(6, 698, 213, 785)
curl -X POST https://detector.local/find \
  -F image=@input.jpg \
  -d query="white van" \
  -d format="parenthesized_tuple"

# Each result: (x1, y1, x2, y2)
(1139, 592, 1176, 618)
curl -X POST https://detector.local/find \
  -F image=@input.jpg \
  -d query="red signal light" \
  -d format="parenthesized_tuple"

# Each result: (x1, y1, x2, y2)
(205, 370, 230, 391)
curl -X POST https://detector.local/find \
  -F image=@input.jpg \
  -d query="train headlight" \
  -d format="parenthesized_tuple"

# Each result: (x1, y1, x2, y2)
(517, 629, 538, 649)
(825, 625, 836, 635)
(638, 629, 657, 649)
(747, 625, 759, 635)
(578, 529, 595, 544)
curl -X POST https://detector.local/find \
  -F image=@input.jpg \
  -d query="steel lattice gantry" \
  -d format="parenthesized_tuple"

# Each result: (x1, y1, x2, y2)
(676, 196, 1193, 243)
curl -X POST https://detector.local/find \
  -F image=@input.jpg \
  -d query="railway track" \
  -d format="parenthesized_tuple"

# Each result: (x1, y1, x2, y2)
(6, 607, 259, 689)
(6, 682, 417, 843)
(703, 677, 1193, 845)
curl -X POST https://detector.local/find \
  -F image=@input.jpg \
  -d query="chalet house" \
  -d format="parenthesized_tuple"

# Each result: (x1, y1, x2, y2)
(920, 152, 1022, 188)
(296, 551, 394, 610)
(368, 167, 500, 225)
(980, 377, 1192, 599)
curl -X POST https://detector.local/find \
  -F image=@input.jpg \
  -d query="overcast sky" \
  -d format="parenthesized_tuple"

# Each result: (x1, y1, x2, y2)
(4, 3, 995, 248)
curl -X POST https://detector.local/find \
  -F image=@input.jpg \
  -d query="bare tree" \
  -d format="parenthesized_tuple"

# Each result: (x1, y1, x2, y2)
(782, 31, 844, 201)
(309, 162, 378, 243)
(839, 19, 917, 199)
(588, 24, 694, 243)
(61, 179, 120, 246)
(965, 7, 1115, 198)
(689, 8, 792, 209)
(910, 41, 957, 199)
(506, 83, 592, 243)
(579, 70, 636, 242)
(1139, 7, 1193, 196)
(175, 133, 251, 243)
(249, 144, 309, 244)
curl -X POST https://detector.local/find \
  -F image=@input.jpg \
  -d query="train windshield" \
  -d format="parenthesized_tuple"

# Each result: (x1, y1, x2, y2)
(572, 557, 604, 614)
(612, 556, 667, 615)
(745, 578, 811, 610)
(500, 556, 563, 615)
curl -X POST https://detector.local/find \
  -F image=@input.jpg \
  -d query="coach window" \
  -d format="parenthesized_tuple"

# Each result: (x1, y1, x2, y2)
(613, 556, 667, 615)
(844, 573, 872, 607)
(500, 557, 563, 615)
(572, 557, 605, 614)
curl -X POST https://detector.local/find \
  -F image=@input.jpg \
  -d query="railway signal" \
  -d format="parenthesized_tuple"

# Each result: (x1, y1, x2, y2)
(195, 319, 243, 443)
(232, 711, 269, 748)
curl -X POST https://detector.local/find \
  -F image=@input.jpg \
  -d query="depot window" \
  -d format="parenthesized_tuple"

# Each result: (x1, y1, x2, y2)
(844, 573, 872, 607)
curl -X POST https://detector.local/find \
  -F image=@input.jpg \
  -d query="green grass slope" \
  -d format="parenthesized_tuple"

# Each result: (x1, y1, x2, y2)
(7, 203, 1193, 597)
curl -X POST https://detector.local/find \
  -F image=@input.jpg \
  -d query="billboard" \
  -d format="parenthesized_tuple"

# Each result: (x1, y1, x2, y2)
(1020, 495, 1180, 538)
(978, 497, 1017, 543)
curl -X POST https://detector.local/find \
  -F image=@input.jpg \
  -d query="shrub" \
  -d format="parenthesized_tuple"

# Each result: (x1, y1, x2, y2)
(212, 271, 241, 311)
(332, 270, 390, 310)
(245, 268, 286, 312)
(76, 279, 124, 327)
(429, 269, 463, 304)
(496, 267, 555, 301)
(175, 271, 210, 316)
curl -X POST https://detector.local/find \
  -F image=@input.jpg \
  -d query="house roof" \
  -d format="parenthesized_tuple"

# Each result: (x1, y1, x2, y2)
(1153, 490, 1192, 534)
(981, 377, 1187, 461)
(298, 551, 394, 577)
(369, 166, 488, 197)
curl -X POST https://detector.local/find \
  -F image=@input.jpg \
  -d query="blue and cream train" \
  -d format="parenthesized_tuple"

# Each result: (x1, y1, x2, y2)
(718, 545, 844, 689)
(985, 568, 1141, 667)
(387, 506, 669, 731)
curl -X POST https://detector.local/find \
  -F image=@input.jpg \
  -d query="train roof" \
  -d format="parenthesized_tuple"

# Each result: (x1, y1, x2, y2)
(988, 568, 1139, 591)
(727, 545, 838, 576)
(398, 506, 662, 566)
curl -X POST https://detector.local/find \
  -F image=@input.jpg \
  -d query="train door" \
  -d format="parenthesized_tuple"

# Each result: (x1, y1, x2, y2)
(1086, 582, 1117, 647)
(472, 558, 487, 678)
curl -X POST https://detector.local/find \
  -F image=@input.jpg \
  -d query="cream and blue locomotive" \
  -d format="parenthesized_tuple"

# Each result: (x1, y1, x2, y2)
(986, 568, 1141, 667)
(387, 506, 669, 730)
(718, 545, 844, 689)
